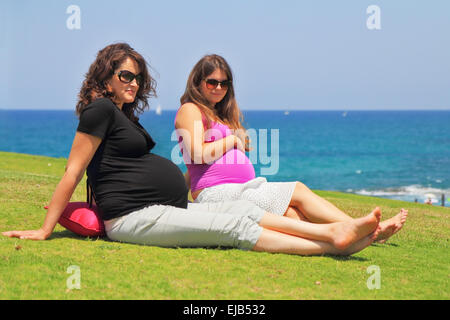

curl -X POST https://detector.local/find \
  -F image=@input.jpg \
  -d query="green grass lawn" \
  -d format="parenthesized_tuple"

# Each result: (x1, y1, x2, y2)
(0, 151, 449, 300)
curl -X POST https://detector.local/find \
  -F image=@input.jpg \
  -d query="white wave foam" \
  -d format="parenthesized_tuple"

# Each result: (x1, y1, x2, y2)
(352, 185, 450, 206)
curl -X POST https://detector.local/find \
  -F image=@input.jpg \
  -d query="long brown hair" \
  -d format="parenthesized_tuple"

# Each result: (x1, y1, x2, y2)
(180, 54, 245, 132)
(76, 43, 157, 122)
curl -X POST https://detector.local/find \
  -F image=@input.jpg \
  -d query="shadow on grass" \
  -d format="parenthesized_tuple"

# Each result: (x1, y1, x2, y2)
(325, 255, 369, 262)
(48, 230, 108, 242)
(321, 242, 400, 261)
(371, 242, 399, 247)
(46, 233, 380, 262)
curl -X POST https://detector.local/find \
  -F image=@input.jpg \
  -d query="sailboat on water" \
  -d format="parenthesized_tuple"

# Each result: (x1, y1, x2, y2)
(155, 105, 162, 115)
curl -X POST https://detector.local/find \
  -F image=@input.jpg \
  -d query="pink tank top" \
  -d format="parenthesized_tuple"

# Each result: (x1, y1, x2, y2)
(175, 112, 255, 192)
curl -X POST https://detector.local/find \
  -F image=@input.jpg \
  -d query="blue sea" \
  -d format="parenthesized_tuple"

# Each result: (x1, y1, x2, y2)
(1, 109, 449, 207)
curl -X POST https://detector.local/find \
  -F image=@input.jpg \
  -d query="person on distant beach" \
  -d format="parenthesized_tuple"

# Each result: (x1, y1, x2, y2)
(175, 54, 408, 244)
(2, 43, 381, 256)
(425, 198, 433, 205)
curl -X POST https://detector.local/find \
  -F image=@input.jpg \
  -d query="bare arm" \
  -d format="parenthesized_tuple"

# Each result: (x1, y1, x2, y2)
(2, 132, 101, 240)
(175, 103, 244, 164)
(184, 170, 191, 189)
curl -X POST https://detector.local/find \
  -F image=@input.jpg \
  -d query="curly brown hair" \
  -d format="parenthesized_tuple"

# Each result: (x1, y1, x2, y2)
(76, 43, 157, 122)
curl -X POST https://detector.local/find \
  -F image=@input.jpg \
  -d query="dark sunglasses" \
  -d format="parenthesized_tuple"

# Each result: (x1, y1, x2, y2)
(116, 70, 143, 85)
(204, 78, 231, 90)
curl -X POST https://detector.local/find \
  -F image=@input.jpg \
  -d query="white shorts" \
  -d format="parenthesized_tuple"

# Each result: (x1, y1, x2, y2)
(195, 177, 297, 216)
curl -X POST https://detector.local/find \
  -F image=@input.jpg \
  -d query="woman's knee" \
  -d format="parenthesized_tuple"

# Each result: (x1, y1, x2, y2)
(283, 206, 308, 221)
(290, 181, 311, 204)
(295, 181, 309, 192)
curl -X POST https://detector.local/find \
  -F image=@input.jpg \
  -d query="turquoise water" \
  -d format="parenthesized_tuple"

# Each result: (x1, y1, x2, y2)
(1, 109, 449, 206)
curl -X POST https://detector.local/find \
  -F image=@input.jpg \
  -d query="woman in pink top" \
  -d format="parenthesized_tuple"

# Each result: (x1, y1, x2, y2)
(175, 54, 407, 244)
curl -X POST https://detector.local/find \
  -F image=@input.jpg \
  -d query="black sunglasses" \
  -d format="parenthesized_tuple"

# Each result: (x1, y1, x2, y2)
(204, 78, 231, 90)
(116, 70, 143, 85)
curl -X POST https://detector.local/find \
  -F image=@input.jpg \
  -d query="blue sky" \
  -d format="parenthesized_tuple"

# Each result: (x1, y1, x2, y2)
(1, 0, 449, 110)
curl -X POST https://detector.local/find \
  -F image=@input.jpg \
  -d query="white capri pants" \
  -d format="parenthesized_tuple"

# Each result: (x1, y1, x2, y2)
(104, 200, 266, 251)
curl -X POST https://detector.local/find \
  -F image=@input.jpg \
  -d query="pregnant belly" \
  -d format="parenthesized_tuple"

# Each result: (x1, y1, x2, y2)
(190, 149, 255, 198)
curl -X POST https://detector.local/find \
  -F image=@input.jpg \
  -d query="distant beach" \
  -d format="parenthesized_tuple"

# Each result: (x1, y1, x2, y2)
(1, 109, 449, 207)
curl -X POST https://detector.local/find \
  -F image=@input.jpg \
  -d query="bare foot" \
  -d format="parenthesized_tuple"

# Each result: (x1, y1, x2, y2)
(375, 209, 408, 243)
(330, 207, 381, 250)
(332, 227, 381, 256)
